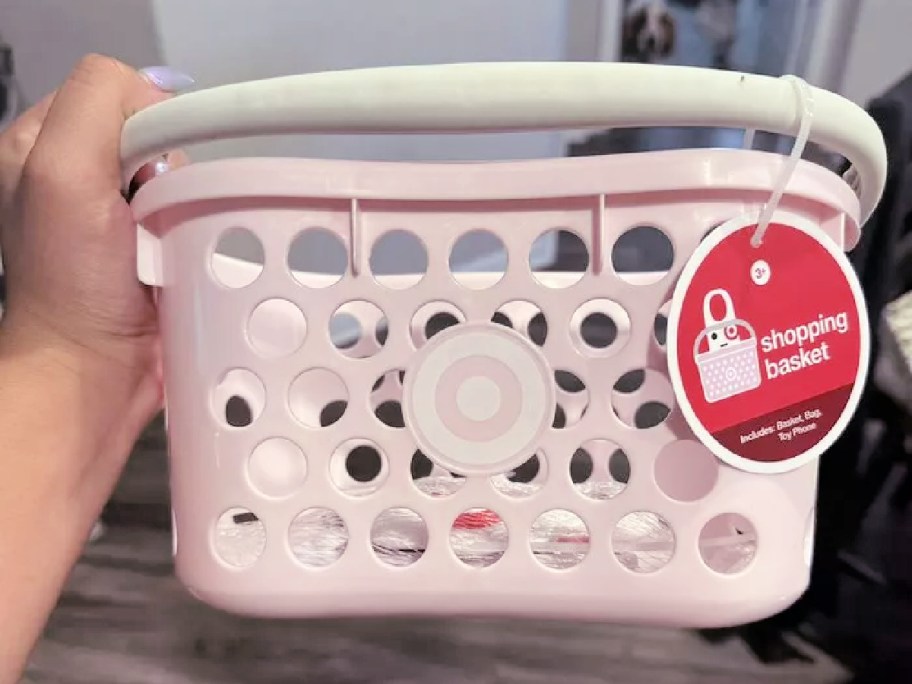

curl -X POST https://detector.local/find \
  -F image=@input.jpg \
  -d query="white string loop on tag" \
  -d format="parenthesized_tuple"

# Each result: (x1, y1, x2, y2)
(751, 75, 815, 247)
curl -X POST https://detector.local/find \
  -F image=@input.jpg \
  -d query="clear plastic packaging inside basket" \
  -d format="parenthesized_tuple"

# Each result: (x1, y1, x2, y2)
(216, 475, 757, 572)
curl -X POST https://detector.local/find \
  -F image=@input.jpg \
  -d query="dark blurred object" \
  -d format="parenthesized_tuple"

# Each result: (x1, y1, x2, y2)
(0, 41, 13, 77)
(0, 39, 13, 128)
(0, 39, 13, 306)
(731, 70, 912, 671)
(622, 0, 676, 63)
(564, 69, 912, 676)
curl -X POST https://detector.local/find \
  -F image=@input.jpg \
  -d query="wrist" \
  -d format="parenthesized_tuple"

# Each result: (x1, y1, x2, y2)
(0, 326, 160, 684)
(0, 304, 160, 401)
(0, 313, 162, 498)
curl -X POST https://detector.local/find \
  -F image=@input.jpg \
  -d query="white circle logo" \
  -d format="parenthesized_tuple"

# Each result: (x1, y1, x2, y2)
(403, 323, 553, 476)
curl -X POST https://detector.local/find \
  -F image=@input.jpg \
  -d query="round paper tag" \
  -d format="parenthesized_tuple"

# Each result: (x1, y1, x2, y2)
(667, 212, 869, 474)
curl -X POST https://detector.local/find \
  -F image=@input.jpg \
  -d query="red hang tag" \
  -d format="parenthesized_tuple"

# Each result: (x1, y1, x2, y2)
(667, 212, 869, 474)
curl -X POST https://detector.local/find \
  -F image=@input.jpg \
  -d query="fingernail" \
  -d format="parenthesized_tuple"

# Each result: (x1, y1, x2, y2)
(139, 66, 195, 93)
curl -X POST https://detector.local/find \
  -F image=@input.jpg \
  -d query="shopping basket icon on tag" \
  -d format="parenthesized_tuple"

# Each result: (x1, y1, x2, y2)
(694, 289, 762, 403)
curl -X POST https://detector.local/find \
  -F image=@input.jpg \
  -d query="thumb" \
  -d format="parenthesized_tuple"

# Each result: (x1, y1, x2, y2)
(26, 55, 185, 200)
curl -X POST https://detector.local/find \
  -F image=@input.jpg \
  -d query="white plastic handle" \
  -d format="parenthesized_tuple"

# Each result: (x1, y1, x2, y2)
(120, 62, 887, 224)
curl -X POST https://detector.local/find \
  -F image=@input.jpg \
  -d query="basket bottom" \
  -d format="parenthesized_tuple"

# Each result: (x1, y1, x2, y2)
(181, 580, 808, 629)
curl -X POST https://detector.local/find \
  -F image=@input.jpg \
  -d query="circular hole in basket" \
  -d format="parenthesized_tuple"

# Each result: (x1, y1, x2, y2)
(374, 403, 404, 429)
(320, 401, 348, 427)
(553, 371, 589, 429)
(556, 370, 586, 393)
(346, 446, 383, 482)
(289, 508, 348, 568)
(450, 508, 509, 568)
(612, 511, 675, 573)
(582, 313, 615, 347)
(491, 311, 512, 328)
(330, 301, 388, 359)
(370, 229, 428, 289)
(611, 369, 673, 429)
(330, 440, 388, 496)
(571, 440, 629, 500)
(211, 227, 264, 289)
(247, 299, 307, 358)
(553, 405, 567, 429)
(611, 225, 674, 285)
(224, 396, 252, 428)
(288, 228, 347, 288)
(530, 229, 588, 288)
(654, 440, 719, 502)
(654, 301, 671, 349)
(411, 301, 465, 347)
(699, 513, 758, 574)
(427, 312, 460, 337)
(371, 369, 405, 428)
(614, 369, 645, 393)
(247, 438, 307, 499)
(214, 508, 266, 568)
(371, 508, 428, 567)
(410, 451, 466, 497)
(491, 452, 546, 498)
(212, 369, 266, 429)
(571, 299, 631, 356)
(450, 230, 508, 290)
(528, 312, 549, 346)
(635, 402, 672, 429)
(530, 510, 590, 570)
(492, 301, 548, 346)
(289, 368, 349, 428)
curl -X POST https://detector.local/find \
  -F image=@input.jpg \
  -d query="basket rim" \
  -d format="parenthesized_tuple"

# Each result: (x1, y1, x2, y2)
(132, 148, 861, 248)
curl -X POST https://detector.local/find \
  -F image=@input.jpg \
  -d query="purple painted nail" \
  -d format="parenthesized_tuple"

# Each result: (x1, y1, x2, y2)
(139, 66, 195, 93)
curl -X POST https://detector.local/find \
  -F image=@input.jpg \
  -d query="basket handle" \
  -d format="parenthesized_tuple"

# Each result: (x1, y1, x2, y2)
(120, 62, 887, 224)
(693, 319, 757, 359)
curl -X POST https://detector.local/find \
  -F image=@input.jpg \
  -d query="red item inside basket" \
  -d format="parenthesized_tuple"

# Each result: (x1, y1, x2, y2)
(453, 509, 502, 529)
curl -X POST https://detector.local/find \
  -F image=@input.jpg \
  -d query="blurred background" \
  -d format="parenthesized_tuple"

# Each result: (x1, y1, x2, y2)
(2, 1, 912, 683)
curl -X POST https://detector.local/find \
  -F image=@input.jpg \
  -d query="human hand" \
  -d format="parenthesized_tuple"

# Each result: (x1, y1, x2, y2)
(0, 56, 189, 380)
(0, 56, 192, 681)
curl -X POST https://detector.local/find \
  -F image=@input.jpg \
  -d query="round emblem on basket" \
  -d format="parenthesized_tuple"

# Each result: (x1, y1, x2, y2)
(403, 323, 554, 476)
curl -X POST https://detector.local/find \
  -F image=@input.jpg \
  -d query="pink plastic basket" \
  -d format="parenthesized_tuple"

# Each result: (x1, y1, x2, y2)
(123, 63, 887, 627)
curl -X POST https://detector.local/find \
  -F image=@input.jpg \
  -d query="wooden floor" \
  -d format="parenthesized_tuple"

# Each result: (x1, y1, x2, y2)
(23, 417, 853, 684)
(27, 526, 849, 684)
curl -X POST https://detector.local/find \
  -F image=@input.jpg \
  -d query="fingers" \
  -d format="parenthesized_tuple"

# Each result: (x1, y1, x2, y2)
(0, 92, 56, 203)
(25, 54, 170, 197)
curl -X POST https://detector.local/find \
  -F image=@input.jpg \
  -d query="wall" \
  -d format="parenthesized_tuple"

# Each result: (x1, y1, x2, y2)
(151, 0, 571, 163)
(1, 0, 578, 160)
(0, 0, 162, 109)
(1, 1, 580, 270)
(149, 0, 574, 269)
(840, 0, 912, 105)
